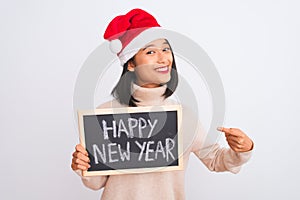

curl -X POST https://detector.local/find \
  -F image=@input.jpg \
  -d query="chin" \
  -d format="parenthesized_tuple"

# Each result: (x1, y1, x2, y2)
(157, 78, 171, 85)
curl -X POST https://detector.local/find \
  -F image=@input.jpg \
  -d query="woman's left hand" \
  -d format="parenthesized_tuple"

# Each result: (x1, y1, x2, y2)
(217, 127, 253, 152)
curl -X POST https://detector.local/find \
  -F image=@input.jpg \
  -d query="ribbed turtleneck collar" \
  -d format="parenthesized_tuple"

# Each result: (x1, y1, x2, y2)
(132, 83, 167, 106)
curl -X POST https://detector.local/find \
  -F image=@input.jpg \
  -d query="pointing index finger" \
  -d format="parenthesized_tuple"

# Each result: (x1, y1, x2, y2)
(217, 127, 242, 137)
(217, 127, 232, 135)
(217, 127, 228, 132)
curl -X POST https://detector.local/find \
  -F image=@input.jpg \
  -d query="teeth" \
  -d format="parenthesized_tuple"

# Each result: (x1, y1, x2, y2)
(156, 67, 168, 72)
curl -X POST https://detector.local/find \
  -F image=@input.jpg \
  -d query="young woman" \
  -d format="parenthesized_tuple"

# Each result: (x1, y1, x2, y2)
(71, 9, 254, 200)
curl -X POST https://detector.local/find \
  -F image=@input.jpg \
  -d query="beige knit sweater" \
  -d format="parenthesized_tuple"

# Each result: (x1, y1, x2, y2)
(75, 84, 252, 200)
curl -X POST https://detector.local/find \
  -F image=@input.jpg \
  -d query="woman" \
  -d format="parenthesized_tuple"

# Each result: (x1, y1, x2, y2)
(71, 9, 254, 200)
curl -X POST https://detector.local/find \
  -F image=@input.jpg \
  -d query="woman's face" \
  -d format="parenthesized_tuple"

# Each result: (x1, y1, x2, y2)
(128, 39, 173, 88)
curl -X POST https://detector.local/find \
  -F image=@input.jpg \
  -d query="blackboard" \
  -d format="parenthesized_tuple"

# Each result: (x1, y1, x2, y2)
(78, 105, 183, 176)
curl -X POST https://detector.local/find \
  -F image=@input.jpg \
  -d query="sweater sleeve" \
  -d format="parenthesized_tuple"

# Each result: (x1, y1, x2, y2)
(193, 144, 252, 174)
(74, 170, 109, 190)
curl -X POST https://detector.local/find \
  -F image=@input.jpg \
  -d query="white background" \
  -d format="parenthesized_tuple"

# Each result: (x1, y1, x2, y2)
(1, 0, 300, 199)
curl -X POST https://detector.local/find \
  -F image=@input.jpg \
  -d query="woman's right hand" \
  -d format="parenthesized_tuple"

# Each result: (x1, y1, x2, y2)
(71, 144, 91, 171)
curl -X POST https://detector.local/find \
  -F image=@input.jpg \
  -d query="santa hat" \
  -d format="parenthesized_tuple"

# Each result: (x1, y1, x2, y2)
(104, 8, 169, 66)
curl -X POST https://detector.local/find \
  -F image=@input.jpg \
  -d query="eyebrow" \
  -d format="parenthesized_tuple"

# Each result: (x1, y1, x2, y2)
(142, 41, 169, 51)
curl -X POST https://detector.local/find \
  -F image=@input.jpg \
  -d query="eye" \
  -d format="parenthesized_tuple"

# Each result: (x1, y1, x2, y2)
(146, 50, 155, 55)
(162, 47, 171, 52)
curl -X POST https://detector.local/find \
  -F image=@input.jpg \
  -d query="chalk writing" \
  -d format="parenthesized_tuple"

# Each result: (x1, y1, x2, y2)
(79, 106, 181, 175)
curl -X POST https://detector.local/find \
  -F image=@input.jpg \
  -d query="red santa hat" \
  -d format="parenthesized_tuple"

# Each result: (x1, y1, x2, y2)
(104, 8, 169, 66)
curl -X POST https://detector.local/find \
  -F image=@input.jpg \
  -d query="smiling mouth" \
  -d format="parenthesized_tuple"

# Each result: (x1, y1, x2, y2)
(155, 66, 169, 73)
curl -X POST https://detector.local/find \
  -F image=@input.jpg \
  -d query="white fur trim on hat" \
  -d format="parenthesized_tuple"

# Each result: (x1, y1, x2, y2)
(109, 39, 122, 54)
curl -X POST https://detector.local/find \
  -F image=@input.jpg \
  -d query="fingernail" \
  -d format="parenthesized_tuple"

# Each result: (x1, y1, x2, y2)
(217, 127, 222, 131)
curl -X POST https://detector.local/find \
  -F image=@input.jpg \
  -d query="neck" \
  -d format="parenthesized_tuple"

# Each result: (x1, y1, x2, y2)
(136, 83, 162, 88)
(132, 83, 167, 106)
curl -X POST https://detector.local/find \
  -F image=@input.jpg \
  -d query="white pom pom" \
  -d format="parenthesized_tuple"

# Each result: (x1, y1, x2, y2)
(109, 39, 122, 54)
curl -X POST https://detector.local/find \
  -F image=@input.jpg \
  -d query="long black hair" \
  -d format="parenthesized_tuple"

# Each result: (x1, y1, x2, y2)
(111, 40, 178, 107)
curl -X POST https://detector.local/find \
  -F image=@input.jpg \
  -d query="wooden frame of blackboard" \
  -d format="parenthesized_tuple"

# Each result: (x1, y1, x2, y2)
(78, 104, 183, 176)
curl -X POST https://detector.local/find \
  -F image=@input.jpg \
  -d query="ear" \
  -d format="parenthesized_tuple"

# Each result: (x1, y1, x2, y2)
(127, 60, 135, 72)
